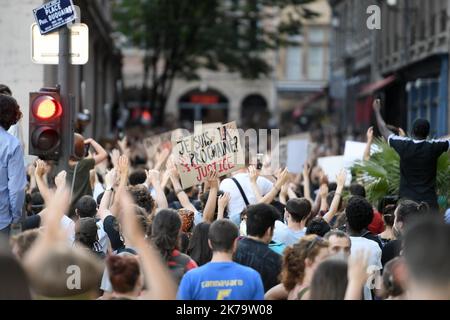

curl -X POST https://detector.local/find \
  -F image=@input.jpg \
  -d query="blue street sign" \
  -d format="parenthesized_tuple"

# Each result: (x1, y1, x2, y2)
(33, 0, 76, 35)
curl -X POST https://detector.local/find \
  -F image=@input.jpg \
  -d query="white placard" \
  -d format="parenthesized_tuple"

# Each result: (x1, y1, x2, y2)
(286, 140, 309, 173)
(31, 23, 89, 65)
(343, 141, 366, 168)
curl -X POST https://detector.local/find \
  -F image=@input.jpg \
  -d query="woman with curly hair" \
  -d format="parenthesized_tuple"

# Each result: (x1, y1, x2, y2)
(105, 254, 143, 300)
(151, 209, 197, 285)
(265, 235, 329, 300)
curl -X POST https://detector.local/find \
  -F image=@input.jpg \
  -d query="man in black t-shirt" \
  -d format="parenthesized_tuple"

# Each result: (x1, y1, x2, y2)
(234, 203, 282, 292)
(373, 99, 450, 211)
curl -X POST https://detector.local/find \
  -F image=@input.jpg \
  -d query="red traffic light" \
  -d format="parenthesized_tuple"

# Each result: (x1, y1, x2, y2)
(29, 89, 63, 160)
(32, 95, 62, 120)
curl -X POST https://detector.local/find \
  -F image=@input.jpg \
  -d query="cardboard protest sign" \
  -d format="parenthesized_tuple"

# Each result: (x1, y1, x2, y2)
(194, 122, 222, 135)
(174, 121, 244, 189)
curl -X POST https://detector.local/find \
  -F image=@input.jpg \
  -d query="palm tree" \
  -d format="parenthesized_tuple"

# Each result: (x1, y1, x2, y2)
(352, 138, 450, 208)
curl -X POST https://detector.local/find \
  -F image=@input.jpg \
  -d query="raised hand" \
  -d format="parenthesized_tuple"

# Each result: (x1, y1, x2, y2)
(155, 148, 170, 165)
(206, 169, 219, 189)
(248, 165, 259, 184)
(34, 159, 48, 178)
(218, 192, 231, 211)
(319, 171, 329, 186)
(336, 169, 347, 188)
(275, 168, 289, 189)
(319, 183, 329, 198)
(347, 250, 370, 289)
(146, 169, 161, 186)
(302, 162, 312, 178)
(118, 190, 144, 246)
(54, 170, 67, 191)
(366, 126, 374, 143)
(117, 155, 129, 179)
(117, 136, 128, 152)
(398, 127, 406, 137)
(110, 149, 120, 168)
(373, 99, 381, 112)
(280, 182, 289, 197)
(104, 169, 117, 189)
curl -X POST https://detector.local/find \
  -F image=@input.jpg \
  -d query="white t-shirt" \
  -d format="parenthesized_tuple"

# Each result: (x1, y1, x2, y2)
(349, 236, 382, 300)
(96, 220, 110, 254)
(93, 182, 105, 202)
(60, 215, 75, 246)
(272, 220, 306, 246)
(220, 172, 273, 225)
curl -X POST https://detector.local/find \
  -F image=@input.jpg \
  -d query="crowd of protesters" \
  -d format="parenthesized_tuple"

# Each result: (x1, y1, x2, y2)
(1, 86, 450, 300)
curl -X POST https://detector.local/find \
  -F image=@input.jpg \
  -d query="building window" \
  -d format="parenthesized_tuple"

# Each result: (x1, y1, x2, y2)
(420, 20, 426, 40)
(410, 25, 416, 45)
(308, 46, 324, 80)
(441, 10, 447, 32)
(430, 13, 436, 36)
(308, 28, 325, 43)
(286, 46, 303, 81)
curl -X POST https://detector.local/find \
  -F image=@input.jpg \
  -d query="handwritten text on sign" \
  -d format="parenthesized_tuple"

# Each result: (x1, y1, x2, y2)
(175, 122, 244, 189)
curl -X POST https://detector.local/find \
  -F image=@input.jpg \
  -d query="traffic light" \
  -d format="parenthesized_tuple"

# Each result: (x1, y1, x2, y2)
(29, 87, 62, 160)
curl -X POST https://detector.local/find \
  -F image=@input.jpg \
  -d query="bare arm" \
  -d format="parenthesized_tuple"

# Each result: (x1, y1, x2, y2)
(264, 283, 289, 300)
(169, 168, 197, 213)
(345, 250, 369, 300)
(153, 148, 170, 171)
(373, 99, 394, 141)
(145, 169, 168, 209)
(160, 170, 171, 190)
(287, 184, 297, 200)
(279, 183, 288, 205)
(318, 184, 329, 213)
(311, 172, 328, 216)
(364, 127, 374, 161)
(323, 169, 346, 224)
(85, 138, 108, 165)
(97, 169, 117, 221)
(259, 168, 289, 204)
(248, 165, 262, 201)
(24, 171, 71, 266)
(217, 193, 230, 220)
(109, 155, 129, 216)
(302, 163, 313, 203)
(202, 171, 219, 223)
(119, 191, 177, 300)
(34, 160, 53, 204)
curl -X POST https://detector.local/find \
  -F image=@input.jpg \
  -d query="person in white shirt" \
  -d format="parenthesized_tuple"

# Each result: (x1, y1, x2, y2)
(345, 196, 382, 300)
(220, 167, 273, 225)
(272, 198, 309, 246)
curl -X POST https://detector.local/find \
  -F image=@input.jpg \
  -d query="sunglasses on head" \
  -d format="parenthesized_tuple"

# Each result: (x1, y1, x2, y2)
(305, 236, 324, 254)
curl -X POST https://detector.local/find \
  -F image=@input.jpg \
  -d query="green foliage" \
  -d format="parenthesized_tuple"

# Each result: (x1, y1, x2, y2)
(352, 138, 450, 207)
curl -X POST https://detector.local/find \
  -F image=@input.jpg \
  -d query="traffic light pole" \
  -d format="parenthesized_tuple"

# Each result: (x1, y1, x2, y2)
(57, 25, 73, 173)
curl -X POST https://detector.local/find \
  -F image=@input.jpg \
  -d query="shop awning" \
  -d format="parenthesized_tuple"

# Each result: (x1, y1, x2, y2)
(359, 75, 397, 97)
(292, 91, 326, 117)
